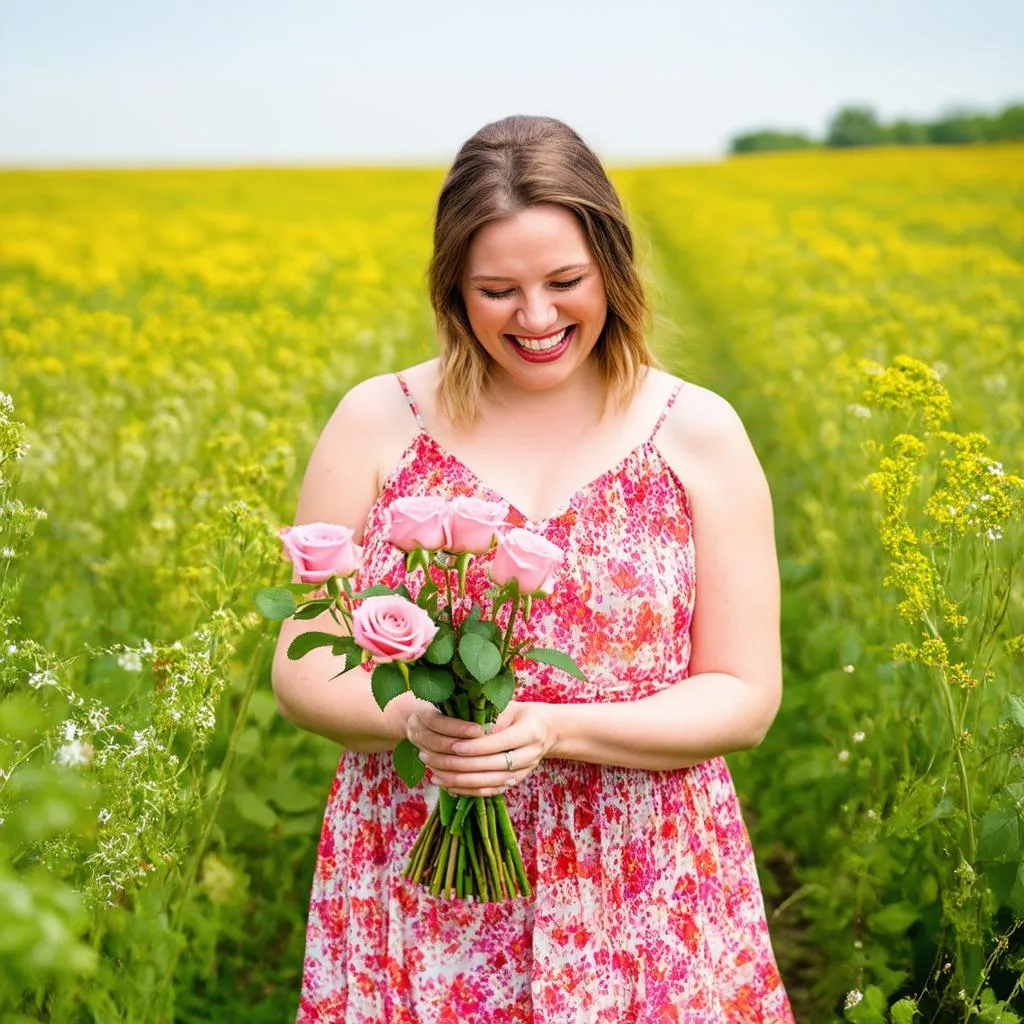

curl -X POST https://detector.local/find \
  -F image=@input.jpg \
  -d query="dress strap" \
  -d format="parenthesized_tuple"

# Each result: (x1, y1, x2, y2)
(650, 380, 685, 440)
(395, 372, 425, 430)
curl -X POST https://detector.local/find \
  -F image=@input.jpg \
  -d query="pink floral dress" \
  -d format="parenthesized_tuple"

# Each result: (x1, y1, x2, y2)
(296, 374, 794, 1023)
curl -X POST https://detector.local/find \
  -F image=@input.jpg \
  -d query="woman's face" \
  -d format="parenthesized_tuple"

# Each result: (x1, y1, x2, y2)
(460, 204, 608, 393)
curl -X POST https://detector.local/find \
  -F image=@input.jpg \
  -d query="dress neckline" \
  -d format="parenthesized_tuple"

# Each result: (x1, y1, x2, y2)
(414, 428, 667, 531)
(380, 371, 688, 532)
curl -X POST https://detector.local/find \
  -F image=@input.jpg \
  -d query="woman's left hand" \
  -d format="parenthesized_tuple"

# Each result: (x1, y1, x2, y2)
(415, 701, 557, 797)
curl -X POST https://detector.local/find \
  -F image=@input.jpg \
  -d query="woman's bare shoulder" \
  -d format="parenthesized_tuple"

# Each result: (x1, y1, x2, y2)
(291, 363, 435, 530)
(653, 376, 768, 493)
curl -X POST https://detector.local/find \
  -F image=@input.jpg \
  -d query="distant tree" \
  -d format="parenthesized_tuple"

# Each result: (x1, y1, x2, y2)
(886, 119, 929, 145)
(826, 106, 886, 147)
(724, 98, 1023, 157)
(988, 103, 1024, 141)
(927, 108, 993, 144)
(730, 130, 816, 154)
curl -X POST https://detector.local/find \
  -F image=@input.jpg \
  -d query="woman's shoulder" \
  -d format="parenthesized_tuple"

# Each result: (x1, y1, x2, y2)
(650, 372, 765, 487)
(329, 359, 439, 432)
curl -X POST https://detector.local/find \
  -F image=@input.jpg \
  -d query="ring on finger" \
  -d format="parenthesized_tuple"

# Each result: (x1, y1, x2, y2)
(503, 750, 514, 773)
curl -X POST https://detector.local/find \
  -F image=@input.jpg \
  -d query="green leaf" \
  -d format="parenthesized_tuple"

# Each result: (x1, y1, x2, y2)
(481, 670, 516, 713)
(287, 631, 343, 660)
(410, 664, 455, 703)
(978, 808, 1022, 862)
(350, 584, 398, 600)
(331, 636, 362, 671)
(890, 998, 918, 1024)
(255, 586, 297, 620)
(520, 647, 588, 681)
(458, 633, 502, 684)
(439, 788, 456, 827)
(461, 618, 501, 644)
(1000, 693, 1024, 730)
(371, 663, 407, 710)
(416, 580, 439, 611)
(233, 791, 279, 830)
(868, 901, 920, 935)
(425, 624, 455, 665)
(845, 985, 886, 1024)
(393, 738, 426, 787)
(293, 598, 334, 620)
(265, 779, 321, 814)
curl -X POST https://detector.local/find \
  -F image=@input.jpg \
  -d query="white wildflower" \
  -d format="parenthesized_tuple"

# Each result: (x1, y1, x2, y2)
(843, 664, 855, 674)
(98, 808, 112, 824)
(838, 750, 850, 763)
(847, 404, 872, 419)
(116, 650, 143, 673)
(853, 731, 866, 743)
(28, 669, 58, 689)
(1, 548, 16, 559)
(7, 644, 16, 654)
(866, 808, 877, 819)
(56, 739, 93, 767)
(62, 720, 80, 741)
(932, 361, 949, 379)
(987, 461, 1004, 477)
(986, 527, 1003, 542)
(87, 705, 110, 730)
(844, 989, 864, 1010)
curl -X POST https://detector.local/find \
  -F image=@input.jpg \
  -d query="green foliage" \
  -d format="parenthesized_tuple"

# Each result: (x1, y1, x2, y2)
(729, 99, 1024, 155)
(731, 129, 816, 154)
(828, 105, 888, 147)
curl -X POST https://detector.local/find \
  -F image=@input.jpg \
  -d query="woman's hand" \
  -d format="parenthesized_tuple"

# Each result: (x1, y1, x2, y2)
(407, 701, 556, 797)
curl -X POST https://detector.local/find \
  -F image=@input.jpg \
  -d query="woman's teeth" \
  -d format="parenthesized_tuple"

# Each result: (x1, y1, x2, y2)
(511, 326, 572, 352)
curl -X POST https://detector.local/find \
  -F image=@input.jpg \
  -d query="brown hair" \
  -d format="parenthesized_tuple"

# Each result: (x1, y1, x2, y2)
(429, 114, 655, 428)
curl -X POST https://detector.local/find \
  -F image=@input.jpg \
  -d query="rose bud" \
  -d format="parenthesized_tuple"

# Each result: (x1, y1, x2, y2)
(280, 522, 362, 584)
(489, 527, 564, 596)
(384, 496, 450, 552)
(446, 496, 509, 555)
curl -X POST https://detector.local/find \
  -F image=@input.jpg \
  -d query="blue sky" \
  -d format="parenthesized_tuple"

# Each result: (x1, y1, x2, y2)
(0, 0, 1021, 166)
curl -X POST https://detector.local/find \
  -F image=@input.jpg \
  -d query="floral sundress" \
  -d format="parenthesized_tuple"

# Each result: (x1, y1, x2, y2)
(296, 373, 795, 1023)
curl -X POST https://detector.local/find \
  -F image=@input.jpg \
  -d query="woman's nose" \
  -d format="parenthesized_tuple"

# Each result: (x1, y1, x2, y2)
(514, 292, 557, 335)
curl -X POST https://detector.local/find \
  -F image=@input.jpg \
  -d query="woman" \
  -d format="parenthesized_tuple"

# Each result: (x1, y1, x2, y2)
(272, 114, 795, 1023)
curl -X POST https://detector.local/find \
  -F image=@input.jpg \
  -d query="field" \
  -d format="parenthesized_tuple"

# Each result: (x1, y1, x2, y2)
(2, 145, 1023, 1022)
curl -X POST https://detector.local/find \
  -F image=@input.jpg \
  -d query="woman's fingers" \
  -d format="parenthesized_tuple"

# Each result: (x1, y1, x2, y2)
(406, 707, 484, 753)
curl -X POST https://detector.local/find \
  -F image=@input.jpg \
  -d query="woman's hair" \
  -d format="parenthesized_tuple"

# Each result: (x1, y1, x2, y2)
(429, 114, 655, 428)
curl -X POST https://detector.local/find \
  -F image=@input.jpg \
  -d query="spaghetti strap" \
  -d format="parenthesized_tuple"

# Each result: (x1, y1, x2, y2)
(650, 379, 685, 440)
(394, 372, 425, 430)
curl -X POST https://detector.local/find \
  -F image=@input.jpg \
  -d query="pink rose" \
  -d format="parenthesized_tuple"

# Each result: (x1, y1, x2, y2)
(489, 527, 564, 596)
(280, 522, 362, 583)
(446, 496, 509, 554)
(351, 595, 439, 663)
(384, 496, 449, 552)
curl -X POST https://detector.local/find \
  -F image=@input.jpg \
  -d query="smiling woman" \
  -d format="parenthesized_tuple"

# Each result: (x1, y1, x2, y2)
(271, 113, 795, 1023)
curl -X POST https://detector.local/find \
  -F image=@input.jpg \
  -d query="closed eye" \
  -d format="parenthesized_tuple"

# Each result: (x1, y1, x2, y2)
(477, 277, 584, 300)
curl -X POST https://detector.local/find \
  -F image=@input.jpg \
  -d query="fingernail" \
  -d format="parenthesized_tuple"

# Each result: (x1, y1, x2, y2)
(418, 752, 428, 763)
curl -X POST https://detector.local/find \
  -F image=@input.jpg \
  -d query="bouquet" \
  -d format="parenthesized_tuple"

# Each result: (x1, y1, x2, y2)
(256, 496, 585, 901)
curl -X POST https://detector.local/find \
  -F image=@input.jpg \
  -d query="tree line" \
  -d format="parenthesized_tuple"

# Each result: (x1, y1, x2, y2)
(730, 100, 1024, 154)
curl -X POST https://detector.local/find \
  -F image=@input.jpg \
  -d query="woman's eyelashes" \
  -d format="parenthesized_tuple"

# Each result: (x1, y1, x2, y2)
(478, 277, 584, 300)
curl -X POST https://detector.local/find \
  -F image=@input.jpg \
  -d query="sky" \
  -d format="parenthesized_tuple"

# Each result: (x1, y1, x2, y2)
(0, 0, 1021, 167)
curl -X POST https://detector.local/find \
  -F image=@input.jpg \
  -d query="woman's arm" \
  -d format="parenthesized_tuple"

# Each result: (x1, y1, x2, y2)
(270, 374, 434, 751)
(414, 385, 782, 790)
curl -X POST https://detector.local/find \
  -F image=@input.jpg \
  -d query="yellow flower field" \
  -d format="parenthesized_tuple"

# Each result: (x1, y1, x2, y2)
(2, 145, 1022, 1021)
